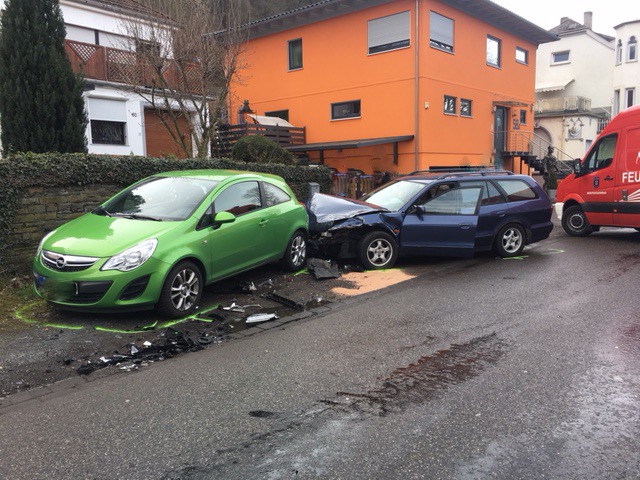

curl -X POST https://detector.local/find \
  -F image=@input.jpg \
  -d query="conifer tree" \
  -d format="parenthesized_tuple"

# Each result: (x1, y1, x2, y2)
(0, 0, 87, 155)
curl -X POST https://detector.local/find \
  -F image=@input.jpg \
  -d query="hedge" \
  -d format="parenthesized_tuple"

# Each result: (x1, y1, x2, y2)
(0, 152, 333, 271)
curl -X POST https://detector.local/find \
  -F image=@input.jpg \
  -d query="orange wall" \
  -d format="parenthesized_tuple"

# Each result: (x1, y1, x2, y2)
(231, 0, 537, 174)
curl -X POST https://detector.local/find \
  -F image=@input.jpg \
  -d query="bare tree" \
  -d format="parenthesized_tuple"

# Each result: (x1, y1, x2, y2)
(119, 0, 250, 158)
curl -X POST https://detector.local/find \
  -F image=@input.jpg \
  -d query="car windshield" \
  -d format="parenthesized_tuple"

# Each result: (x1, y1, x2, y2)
(361, 180, 427, 211)
(97, 176, 219, 221)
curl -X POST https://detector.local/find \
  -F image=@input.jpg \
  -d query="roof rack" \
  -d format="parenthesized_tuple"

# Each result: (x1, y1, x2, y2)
(407, 168, 514, 179)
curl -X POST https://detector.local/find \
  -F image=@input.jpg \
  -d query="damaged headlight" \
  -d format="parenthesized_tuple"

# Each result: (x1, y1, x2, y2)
(101, 239, 158, 272)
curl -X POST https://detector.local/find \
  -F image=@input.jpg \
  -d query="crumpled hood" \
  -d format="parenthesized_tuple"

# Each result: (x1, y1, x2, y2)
(307, 193, 386, 233)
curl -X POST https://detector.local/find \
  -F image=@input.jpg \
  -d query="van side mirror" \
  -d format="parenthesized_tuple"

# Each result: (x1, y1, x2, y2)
(572, 159, 582, 176)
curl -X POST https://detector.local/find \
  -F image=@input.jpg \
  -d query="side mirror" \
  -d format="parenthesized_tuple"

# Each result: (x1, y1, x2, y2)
(414, 205, 426, 215)
(213, 211, 236, 226)
(572, 158, 582, 176)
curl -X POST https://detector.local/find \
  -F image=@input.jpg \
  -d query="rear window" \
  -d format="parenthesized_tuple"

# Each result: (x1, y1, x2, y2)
(495, 179, 537, 201)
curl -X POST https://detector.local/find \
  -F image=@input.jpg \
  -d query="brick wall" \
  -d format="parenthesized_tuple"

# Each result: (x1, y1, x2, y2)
(8, 184, 121, 273)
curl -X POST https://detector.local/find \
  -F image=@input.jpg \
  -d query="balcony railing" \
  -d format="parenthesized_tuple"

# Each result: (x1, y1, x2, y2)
(64, 39, 202, 92)
(534, 96, 592, 114)
(214, 124, 306, 156)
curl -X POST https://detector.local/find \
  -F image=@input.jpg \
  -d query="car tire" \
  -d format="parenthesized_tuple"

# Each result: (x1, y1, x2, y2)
(156, 261, 203, 318)
(281, 230, 307, 271)
(357, 231, 398, 270)
(562, 205, 593, 237)
(495, 224, 526, 257)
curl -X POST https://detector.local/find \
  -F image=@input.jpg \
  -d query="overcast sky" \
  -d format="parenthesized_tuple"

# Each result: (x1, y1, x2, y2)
(489, 0, 637, 36)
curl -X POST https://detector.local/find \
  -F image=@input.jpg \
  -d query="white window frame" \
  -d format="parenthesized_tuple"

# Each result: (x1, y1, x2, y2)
(625, 88, 635, 109)
(627, 36, 637, 62)
(551, 50, 570, 65)
(367, 11, 410, 55)
(616, 40, 623, 64)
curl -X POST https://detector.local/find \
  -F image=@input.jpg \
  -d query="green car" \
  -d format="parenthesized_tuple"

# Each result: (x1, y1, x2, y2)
(32, 170, 309, 317)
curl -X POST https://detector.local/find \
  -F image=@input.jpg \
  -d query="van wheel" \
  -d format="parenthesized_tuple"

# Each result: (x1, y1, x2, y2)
(156, 261, 203, 318)
(358, 231, 398, 270)
(281, 230, 307, 271)
(495, 224, 525, 257)
(562, 206, 593, 237)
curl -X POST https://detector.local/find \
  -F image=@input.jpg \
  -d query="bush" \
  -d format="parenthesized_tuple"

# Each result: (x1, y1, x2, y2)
(0, 152, 333, 271)
(231, 135, 296, 165)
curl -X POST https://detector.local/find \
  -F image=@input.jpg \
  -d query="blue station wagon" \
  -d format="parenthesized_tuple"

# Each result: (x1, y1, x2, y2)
(308, 170, 553, 269)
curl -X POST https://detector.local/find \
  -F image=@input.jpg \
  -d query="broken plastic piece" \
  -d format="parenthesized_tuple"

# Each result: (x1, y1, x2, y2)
(130, 345, 139, 355)
(246, 313, 279, 324)
(223, 302, 246, 312)
(307, 258, 341, 279)
(265, 292, 305, 311)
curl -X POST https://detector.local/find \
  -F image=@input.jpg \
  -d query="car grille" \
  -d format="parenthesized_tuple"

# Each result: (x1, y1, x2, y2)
(71, 281, 112, 304)
(41, 250, 100, 272)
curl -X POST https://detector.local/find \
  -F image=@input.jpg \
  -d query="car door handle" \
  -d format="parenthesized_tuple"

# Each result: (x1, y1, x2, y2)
(259, 219, 269, 226)
(496, 211, 506, 217)
(604, 176, 614, 181)
(459, 223, 473, 229)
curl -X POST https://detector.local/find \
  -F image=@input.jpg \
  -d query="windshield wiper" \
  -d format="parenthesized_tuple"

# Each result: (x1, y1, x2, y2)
(93, 206, 113, 217)
(112, 213, 163, 221)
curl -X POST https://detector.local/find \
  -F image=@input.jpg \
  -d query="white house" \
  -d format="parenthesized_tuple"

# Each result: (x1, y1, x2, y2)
(1, 0, 196, 158)
(612, 20, 640, 116)
(534, 12, 614, 161)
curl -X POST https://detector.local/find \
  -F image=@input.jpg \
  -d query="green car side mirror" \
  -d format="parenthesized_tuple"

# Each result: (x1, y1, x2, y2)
(213, 211, 236, 226)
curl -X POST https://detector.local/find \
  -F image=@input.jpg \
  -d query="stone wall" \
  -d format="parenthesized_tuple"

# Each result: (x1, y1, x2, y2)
(8, 184, 121, 273)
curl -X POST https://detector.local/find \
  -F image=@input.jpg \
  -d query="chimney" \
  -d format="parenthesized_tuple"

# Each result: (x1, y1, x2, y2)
(584, 12, 593, 29)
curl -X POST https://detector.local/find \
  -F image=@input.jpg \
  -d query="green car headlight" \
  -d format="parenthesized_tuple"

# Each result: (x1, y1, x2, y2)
(101, 239, 158, 272)
(37, 230, 56, 255)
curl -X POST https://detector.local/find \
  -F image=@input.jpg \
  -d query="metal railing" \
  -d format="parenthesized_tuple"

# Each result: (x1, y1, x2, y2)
(499, 130, 574, 177)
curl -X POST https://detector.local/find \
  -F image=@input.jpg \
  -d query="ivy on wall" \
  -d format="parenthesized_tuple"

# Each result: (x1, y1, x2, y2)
(0, 153, 333, 272)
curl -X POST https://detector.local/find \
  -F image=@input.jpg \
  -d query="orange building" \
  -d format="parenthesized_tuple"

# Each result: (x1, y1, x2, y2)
(229, 0, 557, 177)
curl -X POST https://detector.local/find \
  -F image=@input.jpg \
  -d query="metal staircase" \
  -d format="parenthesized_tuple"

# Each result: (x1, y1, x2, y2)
(501, 131, 574, 178)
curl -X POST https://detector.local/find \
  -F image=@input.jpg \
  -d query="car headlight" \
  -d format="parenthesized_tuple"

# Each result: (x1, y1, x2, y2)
(101, 239, 158, 272)
(37, 231, 56, 255)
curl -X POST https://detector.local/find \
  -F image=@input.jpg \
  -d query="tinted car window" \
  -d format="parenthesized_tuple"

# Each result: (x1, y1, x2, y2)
(264, 182, 291, 207)
(214, 181, 262, 216)
(495, 179, 536, 201)
(422, 187, 482, 215)
(459, 180, 506, 205)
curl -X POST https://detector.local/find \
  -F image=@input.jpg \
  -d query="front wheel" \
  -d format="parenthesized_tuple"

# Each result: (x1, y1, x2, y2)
(357, 231, 398, 270)
(562, 205, 593, 237)
(495, 224, 526, 257)
(280, 230, 307, 271)
(156, 261, 203, 318)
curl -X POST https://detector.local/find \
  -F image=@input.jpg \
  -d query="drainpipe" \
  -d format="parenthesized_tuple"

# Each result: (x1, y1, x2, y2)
(414, 0, 420, 171)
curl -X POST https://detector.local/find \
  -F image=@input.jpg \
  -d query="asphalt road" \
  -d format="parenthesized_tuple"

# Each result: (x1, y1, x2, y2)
(1, 224, 639, 479)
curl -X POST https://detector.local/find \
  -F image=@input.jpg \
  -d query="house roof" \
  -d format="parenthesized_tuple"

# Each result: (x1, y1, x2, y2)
(549, 16, 614, 42)
(245, 0, 558, 46)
